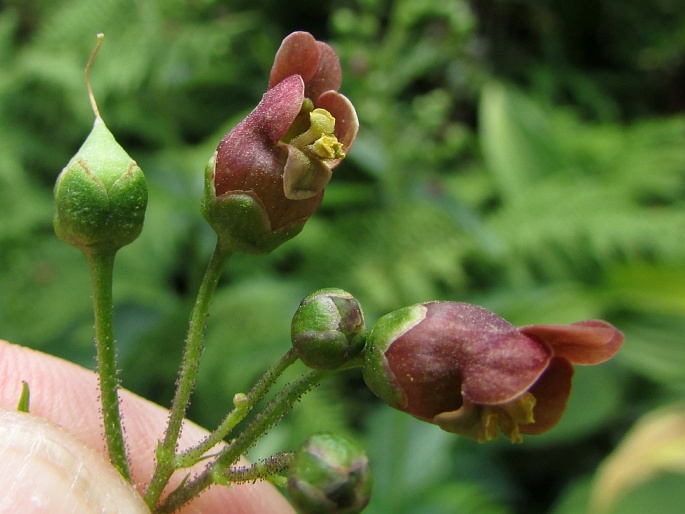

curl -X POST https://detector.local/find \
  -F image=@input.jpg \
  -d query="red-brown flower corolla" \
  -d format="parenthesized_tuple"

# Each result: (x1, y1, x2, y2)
(362, 302, 623, 442)
(203, 32, 358, 254)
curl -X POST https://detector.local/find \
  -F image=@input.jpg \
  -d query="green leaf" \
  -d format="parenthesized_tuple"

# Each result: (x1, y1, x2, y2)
(16, 381, 30, 413)
(616, 312, 685, 389)
(479, 81, 569, 202)
(362, 407, 510, 514)
(549, 476, 594, 514)
(606, 474, 685, 514)
(590, 405, 685, 513)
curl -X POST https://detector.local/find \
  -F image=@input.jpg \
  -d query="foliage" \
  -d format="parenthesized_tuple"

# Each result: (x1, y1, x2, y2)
(1, 0, 684, 512)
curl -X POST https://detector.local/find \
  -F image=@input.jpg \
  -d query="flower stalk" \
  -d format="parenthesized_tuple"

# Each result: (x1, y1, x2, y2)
(175, 348, 299, 468)
(144, 242, 231, 507)
(157, 368, 333, 513)
(88, 250, 130, 480)
(53, 34, 147, 481)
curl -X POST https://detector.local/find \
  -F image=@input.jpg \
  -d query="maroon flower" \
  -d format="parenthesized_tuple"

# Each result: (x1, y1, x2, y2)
(362, 302, 623, 442)
(203, 32, 358, 254)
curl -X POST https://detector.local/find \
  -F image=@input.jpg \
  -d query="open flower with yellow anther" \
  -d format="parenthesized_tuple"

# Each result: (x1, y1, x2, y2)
(203, 31, 358, 254)
(362, 302, 624, 443)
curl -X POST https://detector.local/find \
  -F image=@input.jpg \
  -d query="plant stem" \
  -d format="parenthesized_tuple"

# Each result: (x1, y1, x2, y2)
(144, 242, 230, 508)
(214, 451, 295, 485)
(157, 369, 330, 513)
(87, 250, 130, 481)
(176, 348, 299, 468)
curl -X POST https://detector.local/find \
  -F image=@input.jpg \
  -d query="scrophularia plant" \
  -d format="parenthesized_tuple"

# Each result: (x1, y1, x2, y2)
(39, 31, 623, 514)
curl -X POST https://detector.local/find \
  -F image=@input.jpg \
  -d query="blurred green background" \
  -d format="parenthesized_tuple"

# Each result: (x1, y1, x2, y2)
(1, 0, 684, 512)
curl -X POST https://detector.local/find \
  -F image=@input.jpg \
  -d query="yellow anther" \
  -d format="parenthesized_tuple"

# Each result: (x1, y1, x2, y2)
(308, 108, 336, 135)
(289, 108, 345, 160)
(309, 134, 346, 159)
(478, 393, 537, 443)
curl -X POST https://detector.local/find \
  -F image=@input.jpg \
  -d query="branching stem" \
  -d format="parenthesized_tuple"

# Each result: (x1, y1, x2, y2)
(144, 242, 231, 508)
(157, 369, 330, 512)
(176, 348, 298, 468)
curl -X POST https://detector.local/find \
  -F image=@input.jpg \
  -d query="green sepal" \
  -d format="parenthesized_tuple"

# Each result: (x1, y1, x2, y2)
(54, 117, 147, 255)
(201, 153, 306, 254)
(361, 304, 427, 410)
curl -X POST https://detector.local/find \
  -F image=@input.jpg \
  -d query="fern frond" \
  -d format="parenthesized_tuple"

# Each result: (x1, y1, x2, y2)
(300, 201, 471, 313)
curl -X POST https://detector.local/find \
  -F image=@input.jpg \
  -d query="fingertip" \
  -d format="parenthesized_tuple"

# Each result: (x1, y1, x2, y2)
(0, 409, 149, 513)
(0, 341, 297, 513)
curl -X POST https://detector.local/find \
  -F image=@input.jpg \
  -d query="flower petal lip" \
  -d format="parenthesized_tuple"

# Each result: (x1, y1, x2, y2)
(282, 145, 333, 200)
(268, 31, 357, 165)
(304, 42, 342, 102)
(269, 31, 342, 102)
(519, 320, 624, 365)
(518, 356, 574, 434)
(215, 75, 305, 196)
(213, 75, 325, 231)
(432, 357, 573, 438)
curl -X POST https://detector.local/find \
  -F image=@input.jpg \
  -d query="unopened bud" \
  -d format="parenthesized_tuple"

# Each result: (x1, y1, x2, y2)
(53, 35, 147, 256)
(291, 288, 365, 369)
(287, 433, 372, 514)
(54, 118, 147, 255)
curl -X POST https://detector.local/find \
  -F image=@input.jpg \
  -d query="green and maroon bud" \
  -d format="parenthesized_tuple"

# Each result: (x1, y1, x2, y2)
(362, 302, 624, 443)
(287, 433, 372, 514)
(202, 32, 358, 254)
(291, 288, 365, 369)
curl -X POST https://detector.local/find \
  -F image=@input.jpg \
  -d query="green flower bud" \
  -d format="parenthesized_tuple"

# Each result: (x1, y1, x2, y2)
(54, 117, 147, 255)
(291, 288, 365, 369)
(54, 36, 147, 256)
(287, 433, 372, 514)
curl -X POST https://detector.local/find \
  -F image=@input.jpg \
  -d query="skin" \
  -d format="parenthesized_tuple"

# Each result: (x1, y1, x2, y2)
(0, 339, 296, 514)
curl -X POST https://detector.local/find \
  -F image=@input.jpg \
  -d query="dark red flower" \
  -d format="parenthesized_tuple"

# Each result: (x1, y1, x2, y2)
(203, 32, 358, 254)
(362, 302, 623, 442)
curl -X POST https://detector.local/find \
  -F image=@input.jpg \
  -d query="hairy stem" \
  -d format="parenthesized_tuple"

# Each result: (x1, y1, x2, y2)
(144, 242, 230, 508)
(88, 250, 130, 481)
(157, 369, 330, 513)
(215, 451, 295, 485)
(176, 349, 299, 468)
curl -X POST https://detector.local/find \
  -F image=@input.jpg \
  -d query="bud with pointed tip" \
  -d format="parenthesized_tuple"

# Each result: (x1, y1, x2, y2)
(291, 288, 365, 369)
(54, 117, 147, 255)
(287, 433, 372, 514)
